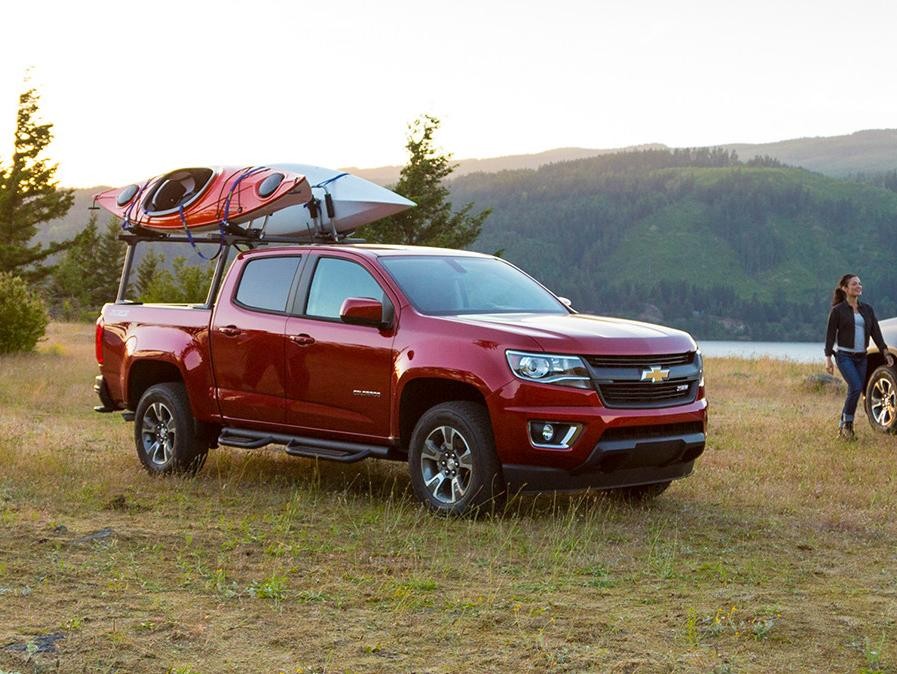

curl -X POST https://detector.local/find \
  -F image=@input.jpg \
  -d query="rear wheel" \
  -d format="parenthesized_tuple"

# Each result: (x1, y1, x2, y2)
(865, 365, 897, 433)
(408, 401, 504, 516)
(134, 383, 209, 475)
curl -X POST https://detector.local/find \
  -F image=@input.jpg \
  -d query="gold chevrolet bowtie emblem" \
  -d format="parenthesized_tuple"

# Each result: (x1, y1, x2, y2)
(641, 365, 670, 383)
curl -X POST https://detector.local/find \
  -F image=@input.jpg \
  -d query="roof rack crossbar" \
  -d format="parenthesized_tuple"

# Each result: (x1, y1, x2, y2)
(116, 231, 359, 246)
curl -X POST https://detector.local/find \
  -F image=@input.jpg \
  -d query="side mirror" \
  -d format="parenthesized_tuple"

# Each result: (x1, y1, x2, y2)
(340, 297, 388, 327)
(557, 296, 573, 308)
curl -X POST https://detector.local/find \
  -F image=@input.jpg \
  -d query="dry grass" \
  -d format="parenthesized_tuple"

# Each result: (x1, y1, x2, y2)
(1, 323, 896, 672)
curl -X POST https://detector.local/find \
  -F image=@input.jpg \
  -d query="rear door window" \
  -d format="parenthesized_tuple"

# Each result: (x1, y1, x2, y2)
(235, 256, 301, 313)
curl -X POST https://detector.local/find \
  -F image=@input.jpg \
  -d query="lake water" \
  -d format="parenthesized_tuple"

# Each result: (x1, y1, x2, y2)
(698, 341, 823, 364)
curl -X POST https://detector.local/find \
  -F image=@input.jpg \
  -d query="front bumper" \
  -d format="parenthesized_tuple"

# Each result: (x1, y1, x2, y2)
(503, 428, 704, 492)
(488, 378, 707, 489)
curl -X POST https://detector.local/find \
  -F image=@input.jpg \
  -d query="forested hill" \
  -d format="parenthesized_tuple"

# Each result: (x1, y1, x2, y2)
(451, 148, 897, 341)
(721, 129, 897, 177)
(346, 144, 666, 186)
(350, 129, 897, 184)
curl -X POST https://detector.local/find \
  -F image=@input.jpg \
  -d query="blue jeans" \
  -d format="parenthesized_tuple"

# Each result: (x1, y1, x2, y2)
(835, 350, 867, 425)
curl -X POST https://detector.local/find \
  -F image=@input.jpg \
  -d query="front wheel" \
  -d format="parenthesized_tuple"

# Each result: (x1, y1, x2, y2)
(408, 401, 504, 516)
(865, 365, 897, 433)
(134, 383, 209, 475)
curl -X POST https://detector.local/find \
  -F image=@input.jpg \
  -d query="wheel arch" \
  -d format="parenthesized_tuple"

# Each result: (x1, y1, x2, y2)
(865, 348, 894, 388)
(127, 359, 185, 410)
(397, 377, 490, 453)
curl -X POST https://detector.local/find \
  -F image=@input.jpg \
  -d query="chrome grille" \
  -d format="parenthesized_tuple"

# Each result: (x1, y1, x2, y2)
(585, 351, 700, 408)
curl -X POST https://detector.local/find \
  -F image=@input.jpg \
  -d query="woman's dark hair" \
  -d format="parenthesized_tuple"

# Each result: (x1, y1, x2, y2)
(832, 274, 858, 306)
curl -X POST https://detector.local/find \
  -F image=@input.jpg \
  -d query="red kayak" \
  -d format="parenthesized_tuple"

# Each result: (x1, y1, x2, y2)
(94, 166, 312, 232)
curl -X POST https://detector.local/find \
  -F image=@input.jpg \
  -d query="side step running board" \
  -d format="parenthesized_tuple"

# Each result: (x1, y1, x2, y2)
(285, 443, 369, 463)
(217, 427, 393, 464)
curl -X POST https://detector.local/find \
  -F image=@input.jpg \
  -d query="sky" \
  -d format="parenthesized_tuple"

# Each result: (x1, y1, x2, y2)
(2, 0, 895, 188)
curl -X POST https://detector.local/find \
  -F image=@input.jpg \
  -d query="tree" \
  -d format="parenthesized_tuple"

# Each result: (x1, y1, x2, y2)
(138, 254, 214, 304)
(0, 271, 48, 353)
(95, 217, 127, 301)
(169, 257, 215, 304)
(48, 213, 99, 315)
(0, 86, 74, 279)
(358, 115, 490, 248)
(135, 249, 163, 298)
(50, 215, 127, 317)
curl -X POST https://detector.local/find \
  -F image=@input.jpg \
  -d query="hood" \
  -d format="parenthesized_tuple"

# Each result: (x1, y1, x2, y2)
(447, 312, 697, 355)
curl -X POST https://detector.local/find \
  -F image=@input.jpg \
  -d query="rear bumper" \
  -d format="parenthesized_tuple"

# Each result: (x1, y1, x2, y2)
(93, 375, 121, 413)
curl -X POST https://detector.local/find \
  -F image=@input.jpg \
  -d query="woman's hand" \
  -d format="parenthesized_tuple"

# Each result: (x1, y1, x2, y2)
(825, 356, 834, 375)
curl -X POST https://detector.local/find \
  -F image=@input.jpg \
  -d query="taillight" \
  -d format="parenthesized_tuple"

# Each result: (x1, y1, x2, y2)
(95, 318, 104, 365)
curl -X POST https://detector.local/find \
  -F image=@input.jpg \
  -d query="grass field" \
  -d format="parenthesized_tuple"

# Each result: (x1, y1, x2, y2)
(1, 323, 896, 673)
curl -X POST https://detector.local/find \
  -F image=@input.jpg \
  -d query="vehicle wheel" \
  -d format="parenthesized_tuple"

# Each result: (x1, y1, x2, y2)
(134, 383, 209, 475)
(865, 365, 897, 433)
(408, 401, 505, 516)
(612, 481, 671, 502)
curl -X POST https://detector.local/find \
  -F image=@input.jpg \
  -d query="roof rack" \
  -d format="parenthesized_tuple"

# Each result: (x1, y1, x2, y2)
(117, 226, 362, 246)
(114, 226, 364, 306)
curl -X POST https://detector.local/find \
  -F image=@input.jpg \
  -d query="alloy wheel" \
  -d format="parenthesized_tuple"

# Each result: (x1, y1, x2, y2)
(419, 425, 474, 505)
(870, 375, 897, 429)
(140, 401, 176, 466)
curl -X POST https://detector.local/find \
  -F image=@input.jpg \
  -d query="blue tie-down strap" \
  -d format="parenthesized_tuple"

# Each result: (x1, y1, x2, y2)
(313, 172, 348, 189)
(179, 205, 224, 261)
(221, 166, 268, 229)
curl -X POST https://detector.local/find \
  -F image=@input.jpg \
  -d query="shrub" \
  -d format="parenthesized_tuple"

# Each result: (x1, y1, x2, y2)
(0, 272, 49, 353)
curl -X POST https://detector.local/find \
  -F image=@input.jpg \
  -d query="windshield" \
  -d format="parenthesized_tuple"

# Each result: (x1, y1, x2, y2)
(379, 255, 567, 315)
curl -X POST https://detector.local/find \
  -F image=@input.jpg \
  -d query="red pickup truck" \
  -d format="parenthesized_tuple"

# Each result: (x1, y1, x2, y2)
(94, 241, 707, 514)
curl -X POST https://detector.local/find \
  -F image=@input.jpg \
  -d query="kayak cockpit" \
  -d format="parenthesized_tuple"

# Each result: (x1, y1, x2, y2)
(143, 167, 215, 215)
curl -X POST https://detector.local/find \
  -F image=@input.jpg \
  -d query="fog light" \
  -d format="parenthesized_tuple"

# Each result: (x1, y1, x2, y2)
(528, 421, 583, 449)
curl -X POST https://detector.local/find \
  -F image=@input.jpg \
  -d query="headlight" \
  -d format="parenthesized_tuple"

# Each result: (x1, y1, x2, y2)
(506, 350, 591, 389)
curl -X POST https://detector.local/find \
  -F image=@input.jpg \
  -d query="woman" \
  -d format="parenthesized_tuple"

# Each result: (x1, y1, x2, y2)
(824, 274, 894, 440)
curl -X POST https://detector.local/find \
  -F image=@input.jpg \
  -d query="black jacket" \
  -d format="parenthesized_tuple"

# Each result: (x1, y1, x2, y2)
(825, 301, 887, 357)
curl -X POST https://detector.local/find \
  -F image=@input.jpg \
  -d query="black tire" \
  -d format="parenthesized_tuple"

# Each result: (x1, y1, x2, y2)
(408, 401, 505, 516)
(612, 481, 671, 502)
(134, 383, 209, 475)
(865, 365, 897, 434)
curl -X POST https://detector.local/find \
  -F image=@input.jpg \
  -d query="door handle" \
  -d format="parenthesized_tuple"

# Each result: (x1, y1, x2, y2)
(289, 333, 315, 346)
(219, 325, 242, 337)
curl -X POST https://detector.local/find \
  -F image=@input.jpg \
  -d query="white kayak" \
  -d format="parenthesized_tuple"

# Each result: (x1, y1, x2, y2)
(248, 163, 415, 238)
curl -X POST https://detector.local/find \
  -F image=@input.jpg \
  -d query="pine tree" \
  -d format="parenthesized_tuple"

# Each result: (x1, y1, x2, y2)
(171, 257, 214, 304)
(0, 87, 74, 279)
(357, 115, 490, 248)
(135, 249, 163, 298)
(49, 215, 127, 315)
(138, 256, 214, 304)
(95, 217, 127, 302)
(48, 213, 99, 314)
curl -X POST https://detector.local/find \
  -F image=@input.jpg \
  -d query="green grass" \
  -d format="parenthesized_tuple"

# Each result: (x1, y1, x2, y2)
(1, 323, 896, 671)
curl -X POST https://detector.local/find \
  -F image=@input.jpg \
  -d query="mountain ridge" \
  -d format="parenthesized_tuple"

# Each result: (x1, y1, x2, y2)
(345, 128, 897, 186)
